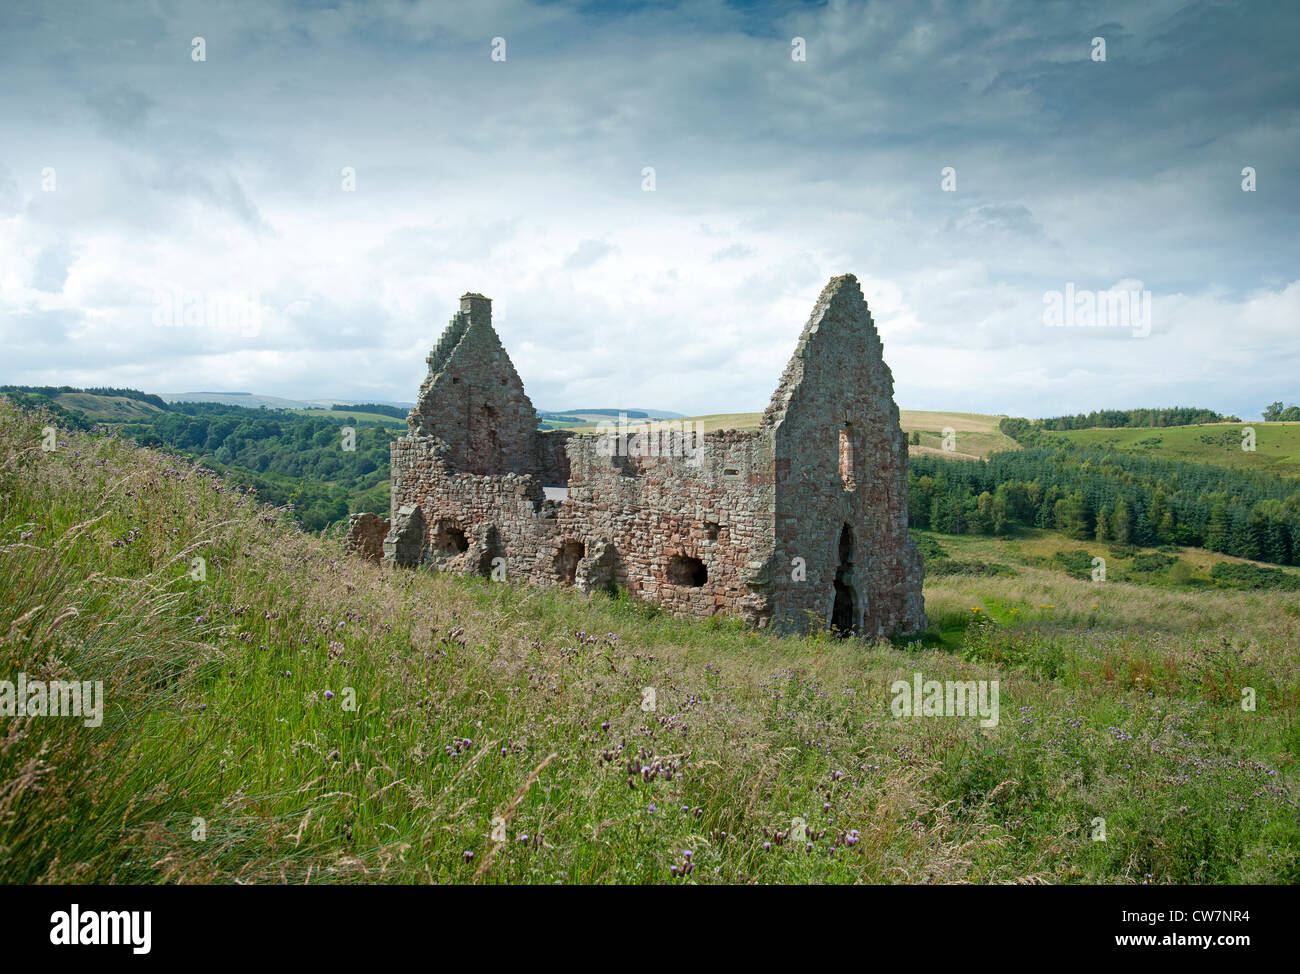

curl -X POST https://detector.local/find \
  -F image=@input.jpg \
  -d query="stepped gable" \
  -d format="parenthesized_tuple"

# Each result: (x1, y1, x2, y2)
(406, 292, 540, 475)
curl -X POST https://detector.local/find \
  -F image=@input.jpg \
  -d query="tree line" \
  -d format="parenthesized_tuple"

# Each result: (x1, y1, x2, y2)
(908, 447, 1300, 565)
(117, 403, 398, 531)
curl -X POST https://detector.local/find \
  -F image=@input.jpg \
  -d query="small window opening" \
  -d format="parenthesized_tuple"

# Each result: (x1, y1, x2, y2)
(432, 522, 469, 556)
(668, 554, 707, 587)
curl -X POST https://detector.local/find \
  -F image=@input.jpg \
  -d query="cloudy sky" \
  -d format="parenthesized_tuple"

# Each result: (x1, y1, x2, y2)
(1, 0, 1296, 419)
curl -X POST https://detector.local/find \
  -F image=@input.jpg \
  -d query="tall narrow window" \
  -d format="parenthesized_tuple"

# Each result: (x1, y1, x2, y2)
(838, 427, 856, 492)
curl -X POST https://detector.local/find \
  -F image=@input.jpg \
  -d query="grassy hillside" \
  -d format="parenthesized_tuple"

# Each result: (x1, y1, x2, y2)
(1049, 422, 1300, 479)
(2, 399, 1296, 884)
(52, 393, 167, 422)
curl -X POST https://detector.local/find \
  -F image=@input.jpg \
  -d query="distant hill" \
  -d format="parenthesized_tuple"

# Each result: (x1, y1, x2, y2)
(161, 392, 415, 410)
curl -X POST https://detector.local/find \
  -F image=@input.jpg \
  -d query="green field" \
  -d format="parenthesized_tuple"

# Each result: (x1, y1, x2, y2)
(3, 398, 1296, 885)
(1050, 422, 1300, 478)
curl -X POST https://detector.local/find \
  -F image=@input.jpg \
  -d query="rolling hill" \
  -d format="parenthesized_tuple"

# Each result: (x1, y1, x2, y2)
(1046, 422, 1300, 479)
(2, 396, 1296, 885)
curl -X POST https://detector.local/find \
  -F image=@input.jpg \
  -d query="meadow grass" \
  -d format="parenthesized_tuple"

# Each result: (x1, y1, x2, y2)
(1, 400, 1296, 884)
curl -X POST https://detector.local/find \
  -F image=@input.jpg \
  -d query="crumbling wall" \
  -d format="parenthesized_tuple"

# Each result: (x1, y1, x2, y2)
(537, 428, 574, 485)
(557, 430, 776, 624)
(344, 512, 389, 562)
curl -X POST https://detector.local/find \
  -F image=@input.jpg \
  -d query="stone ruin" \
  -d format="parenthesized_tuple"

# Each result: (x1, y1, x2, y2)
(347, 275, 926, 638)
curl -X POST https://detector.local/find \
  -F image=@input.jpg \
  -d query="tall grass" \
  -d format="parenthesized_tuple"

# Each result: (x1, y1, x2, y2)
(1, 400, 1296, 883)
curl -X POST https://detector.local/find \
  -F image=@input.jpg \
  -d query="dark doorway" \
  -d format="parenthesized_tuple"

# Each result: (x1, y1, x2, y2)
(831, 524, 857, 636)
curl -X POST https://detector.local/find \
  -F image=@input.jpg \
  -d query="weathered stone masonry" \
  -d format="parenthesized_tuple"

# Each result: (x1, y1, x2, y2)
(348, 277, 926, 638)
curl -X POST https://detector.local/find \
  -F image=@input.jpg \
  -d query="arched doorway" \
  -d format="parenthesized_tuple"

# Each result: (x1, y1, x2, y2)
(831, 524, 858, 636)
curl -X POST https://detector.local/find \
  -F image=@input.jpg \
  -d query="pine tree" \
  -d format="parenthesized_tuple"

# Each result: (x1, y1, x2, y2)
(1095, 504, 1111, 542)
(1111, 495, 1131, 545)
(1206, 498, 1229, 552)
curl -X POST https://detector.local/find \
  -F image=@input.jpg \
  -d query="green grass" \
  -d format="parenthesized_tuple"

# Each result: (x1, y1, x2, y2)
(1049, 422, 1300, 478)
(1, 400, 1297, 884)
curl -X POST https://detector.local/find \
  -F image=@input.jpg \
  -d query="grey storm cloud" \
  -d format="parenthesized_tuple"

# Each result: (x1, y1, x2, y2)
(85, 82, 154, 133)
(0, 0, 1295, 420)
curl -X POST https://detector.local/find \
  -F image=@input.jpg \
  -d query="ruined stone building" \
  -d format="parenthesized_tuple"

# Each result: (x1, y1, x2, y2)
(347, 274, 925, 637)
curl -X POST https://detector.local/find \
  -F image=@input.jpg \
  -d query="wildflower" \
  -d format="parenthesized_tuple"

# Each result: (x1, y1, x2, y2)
(328, 749, 340, 760)
(324, 690, 335, 700)
(463, 851, 473, 861)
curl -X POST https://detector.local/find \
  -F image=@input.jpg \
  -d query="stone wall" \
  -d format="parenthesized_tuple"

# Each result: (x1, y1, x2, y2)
(761, 275, 926, 637)
(347, 280, 926, 640)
